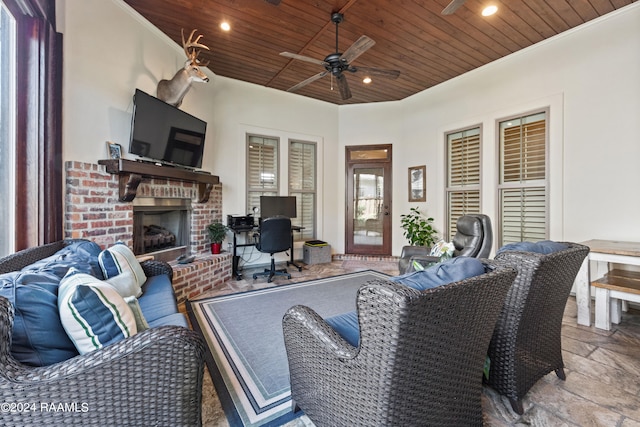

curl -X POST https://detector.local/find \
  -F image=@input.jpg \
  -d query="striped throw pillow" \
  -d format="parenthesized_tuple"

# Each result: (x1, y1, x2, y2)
(98, 243, 146, 297)
(58, 268, 137, 355)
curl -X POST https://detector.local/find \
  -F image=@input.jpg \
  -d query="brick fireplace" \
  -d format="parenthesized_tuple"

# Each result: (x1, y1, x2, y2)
(64, 160, 231, 303)
(132, 197, 191, 260)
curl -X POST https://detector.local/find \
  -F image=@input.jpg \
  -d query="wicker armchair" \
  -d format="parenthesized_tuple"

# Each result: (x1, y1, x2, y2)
(0, 241, 205, 426)
(283, 261, 517, 426)
(487, 242, 589, 414)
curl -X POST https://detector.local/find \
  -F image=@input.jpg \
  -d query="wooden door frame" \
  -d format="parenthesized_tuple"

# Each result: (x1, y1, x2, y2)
(345, 144, 392, 255)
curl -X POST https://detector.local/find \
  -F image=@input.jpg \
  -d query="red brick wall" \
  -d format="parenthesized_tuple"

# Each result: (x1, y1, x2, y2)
(172, 255, 232, 302)
(64, 161, 230, 302)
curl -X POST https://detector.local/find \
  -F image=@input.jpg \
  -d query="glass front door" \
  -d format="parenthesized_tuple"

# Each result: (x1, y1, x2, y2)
(345, 145, 392, 255)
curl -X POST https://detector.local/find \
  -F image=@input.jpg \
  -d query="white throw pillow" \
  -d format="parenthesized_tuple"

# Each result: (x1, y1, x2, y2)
(98, 243, 146, 297)
(59, 268, 137, 355)
(124, 295, 150, 332)
(105, 269, 140, 298)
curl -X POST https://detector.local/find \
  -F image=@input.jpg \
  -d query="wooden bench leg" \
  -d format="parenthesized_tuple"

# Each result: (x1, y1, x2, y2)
(594, 287, 612, 330)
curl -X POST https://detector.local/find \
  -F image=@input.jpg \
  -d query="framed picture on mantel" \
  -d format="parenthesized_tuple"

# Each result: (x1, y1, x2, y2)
(107, 141, 122, 159)
(408, 165, 426, 202)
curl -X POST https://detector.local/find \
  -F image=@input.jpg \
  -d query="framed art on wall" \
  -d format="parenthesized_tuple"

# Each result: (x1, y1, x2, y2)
(408, 165, 426, 202)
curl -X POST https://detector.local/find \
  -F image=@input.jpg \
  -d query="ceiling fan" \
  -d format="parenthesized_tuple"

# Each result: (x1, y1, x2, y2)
(280, 12, 400, 100)
(442, 0, 466, 15)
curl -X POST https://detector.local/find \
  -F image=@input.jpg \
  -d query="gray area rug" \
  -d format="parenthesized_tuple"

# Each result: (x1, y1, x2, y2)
(188, 270, 389, 427)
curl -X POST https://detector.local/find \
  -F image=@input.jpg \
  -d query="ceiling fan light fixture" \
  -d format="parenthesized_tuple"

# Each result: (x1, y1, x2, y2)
(220, 21, 231, 31)
(482, 5, 498, 16)
(280, 12, 399, 100)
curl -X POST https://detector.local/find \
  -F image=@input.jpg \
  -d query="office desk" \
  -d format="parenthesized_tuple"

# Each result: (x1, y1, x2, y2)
(230, 225, 304, 280)
(575, 239, 640, 326)
(287, 226, 304, 272)
(231, 227, 256, 280)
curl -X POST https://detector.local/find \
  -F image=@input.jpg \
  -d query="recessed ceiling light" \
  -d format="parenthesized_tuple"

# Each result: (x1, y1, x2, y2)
(482, 5, 498, 16)
(220, 21, 231, 31)
(363, 76, 372, 84)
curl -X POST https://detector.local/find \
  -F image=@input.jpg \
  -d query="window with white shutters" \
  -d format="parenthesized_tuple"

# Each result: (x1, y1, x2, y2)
(289, 140, 316, 241)
(246, 135, 279, 214)
(498, 111, 548, 245)
(445, 127, 481, 241)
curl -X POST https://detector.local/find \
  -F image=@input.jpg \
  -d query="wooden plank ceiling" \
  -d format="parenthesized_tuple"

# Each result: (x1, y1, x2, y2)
(124, 0, 636, 105)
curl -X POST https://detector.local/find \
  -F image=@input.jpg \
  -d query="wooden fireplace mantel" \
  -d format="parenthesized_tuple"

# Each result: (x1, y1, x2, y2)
(98, 159, 220, 203)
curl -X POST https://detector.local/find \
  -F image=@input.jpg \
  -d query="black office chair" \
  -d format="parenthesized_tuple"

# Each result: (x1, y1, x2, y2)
(253, 216, 292, 283)
(398, 214, 493, 274)
(455, 213, 493, 258)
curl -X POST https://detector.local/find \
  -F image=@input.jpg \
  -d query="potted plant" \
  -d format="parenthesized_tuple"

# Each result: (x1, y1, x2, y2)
(207, 221, 229, 254)
(399, 207, 439, 247)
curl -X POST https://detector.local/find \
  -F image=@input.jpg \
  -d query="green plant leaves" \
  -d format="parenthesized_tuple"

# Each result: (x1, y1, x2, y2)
(207, 221, 229, 243)
(400, 207, 439, 247)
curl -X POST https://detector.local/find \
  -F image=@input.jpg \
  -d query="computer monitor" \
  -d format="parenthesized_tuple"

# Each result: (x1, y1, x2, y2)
(260, 196, 297, 219)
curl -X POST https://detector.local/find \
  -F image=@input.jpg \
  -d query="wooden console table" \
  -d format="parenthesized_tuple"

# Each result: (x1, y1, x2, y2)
(575, 239, 640, 326)
(98, 159, 219, 202)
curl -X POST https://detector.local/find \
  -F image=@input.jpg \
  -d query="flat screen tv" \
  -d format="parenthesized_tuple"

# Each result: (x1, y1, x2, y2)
(129, 89, 207, 169)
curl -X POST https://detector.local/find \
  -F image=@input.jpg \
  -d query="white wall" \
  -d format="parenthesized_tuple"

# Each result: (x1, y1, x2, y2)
(340, 3, 640, 254)
(58, 0, 640, 257)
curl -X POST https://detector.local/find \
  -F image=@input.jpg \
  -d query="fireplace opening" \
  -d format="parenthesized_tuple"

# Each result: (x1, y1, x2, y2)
(132, 197, 191, 262)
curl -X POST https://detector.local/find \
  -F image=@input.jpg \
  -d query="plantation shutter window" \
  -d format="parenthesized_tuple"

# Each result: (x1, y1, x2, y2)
(498, 111, 548, 245)
(289, 141, 316, 241)
(247, 135, 279, 213)
(445, 127, 481, 240)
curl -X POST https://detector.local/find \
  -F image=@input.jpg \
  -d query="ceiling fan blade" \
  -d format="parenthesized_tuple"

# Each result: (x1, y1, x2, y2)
(280, 52, 326, 66)
(287, 71, 328, 93)
(340, 35, 376, 64)
(353, 66, 400, 79)
(336, 73, 352, 100)
(442, 0, 466, 15)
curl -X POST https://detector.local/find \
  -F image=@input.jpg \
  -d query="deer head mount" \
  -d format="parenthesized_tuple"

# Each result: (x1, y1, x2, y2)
(157, 29, 210, 108)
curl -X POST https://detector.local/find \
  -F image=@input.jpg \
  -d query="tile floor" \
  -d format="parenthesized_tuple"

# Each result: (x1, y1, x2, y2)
(189, 259, 640, 427)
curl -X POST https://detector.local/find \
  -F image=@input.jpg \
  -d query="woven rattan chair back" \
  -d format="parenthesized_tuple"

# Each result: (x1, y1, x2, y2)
(284, 261, 517, 426)
(0, 241, 66, 274)
(487, 242, 589, 414)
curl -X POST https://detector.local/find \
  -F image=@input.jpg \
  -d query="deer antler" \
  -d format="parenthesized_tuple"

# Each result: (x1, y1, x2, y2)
(181, 28, 210, 66)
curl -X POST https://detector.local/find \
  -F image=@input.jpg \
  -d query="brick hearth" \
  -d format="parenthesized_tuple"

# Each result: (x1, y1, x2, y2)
(64, 160, 231, 303)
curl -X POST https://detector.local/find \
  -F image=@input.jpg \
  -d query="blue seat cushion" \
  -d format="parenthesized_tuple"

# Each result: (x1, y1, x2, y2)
(496, 240, 569, 255)
(0, 241, 103, 366)
(390, 256, 486, 291)
(325, 311, 360, 347)
(22, 240, 103, 280)
(138, 274, 180, 324)
(147, 312, 189, 328)
(0, 271, 79, 366)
